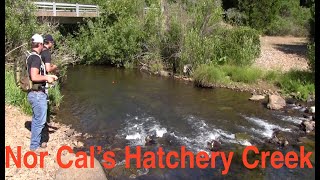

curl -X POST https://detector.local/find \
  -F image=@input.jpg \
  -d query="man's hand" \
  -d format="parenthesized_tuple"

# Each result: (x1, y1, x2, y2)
(51, 65, 60, 75)
(46, 75, 58, 83)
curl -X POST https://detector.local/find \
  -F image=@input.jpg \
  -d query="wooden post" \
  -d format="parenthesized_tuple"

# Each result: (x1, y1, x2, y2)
(76, 3, 79, 17)
(53, 2, 56, 16)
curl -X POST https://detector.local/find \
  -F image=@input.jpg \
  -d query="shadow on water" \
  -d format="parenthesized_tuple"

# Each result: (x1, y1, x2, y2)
(56, 65, 314, 179)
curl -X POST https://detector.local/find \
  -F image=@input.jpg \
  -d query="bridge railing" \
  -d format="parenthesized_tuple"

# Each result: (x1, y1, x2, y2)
(33, 1, 99, 17)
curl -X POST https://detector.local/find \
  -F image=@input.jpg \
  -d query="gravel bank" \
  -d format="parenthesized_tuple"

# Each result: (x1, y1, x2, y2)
(253, 36, 309, 72)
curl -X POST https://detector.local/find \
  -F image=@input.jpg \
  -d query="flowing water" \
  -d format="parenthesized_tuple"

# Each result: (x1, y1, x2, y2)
(56, 65, 315, 179)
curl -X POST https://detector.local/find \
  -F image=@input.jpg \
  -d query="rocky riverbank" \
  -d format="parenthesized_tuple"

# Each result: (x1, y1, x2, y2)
(5, 105, 107, 180)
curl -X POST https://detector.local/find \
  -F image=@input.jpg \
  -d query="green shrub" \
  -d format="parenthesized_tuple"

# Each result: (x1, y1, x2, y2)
(181, 26, 260, 70)
(188, 0, 223, 32)
(277, 70, 314, 100)
(238, 0, 280, 30)
(237, 0, 311, 37)
(5, 0, 38, 52)
(218, 27, 260, 66)
(193, 64, 228, 86)
(142, 52, 164, 73)
(73, 17, 144, 66)
(224, 8, 247, 26)
(71, 0, 145, 66)
(161, 14, 184, 72)
(265, 2, 311, 37)
(181, 29, 218, 68)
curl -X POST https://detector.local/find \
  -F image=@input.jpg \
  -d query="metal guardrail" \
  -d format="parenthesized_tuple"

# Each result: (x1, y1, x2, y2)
(33, 1, 99, 17)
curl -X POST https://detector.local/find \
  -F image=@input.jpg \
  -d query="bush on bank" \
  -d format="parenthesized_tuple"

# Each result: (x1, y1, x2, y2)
(71, 0, 260, 72)
(224, 0, 312, 37)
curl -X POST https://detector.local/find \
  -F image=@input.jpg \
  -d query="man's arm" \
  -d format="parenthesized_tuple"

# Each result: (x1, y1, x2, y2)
(30, 67, 51, 82)
(42, 50, 58, 73)
(45, 63, 58, 73)
(29, 56, 57, 83)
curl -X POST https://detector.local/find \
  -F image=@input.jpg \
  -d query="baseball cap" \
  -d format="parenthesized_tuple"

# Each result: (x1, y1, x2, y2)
(44, 34, 54, 43)
(31, 34, 44, 43)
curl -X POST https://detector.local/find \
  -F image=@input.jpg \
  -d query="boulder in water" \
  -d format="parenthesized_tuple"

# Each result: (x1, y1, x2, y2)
(308, 106, 315, 114)
(285, 98, 297, 105)
(267, 95, 286, 110)
(301, 120, 315, 133)
(303, 114, 313, 120)
(207, 139, 221, 151)
(159, 70, 170, 77)
(145, 134, 156, 146)
(55, 153, 106, 180)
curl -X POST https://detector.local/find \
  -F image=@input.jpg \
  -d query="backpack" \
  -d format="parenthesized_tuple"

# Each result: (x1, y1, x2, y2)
(14, 51, 46, 92)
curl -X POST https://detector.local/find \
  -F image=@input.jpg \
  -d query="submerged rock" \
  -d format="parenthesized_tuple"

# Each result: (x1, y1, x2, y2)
(267, 95, 286, 110)
(249, 95, 265, 101)
(108, 165, 138, 178)
(159, 70, 170, 77)
(298, 137, 315, 164)
(235, 133, 251, 141)
(269, 130, 289, 148)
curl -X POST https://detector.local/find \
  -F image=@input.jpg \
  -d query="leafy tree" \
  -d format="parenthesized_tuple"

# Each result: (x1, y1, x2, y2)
(238, 0, 281, 30)
(5, 0, 38, 57)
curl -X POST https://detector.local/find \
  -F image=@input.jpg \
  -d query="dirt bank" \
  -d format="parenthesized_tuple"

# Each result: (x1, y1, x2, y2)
(5, 105, 87, 180)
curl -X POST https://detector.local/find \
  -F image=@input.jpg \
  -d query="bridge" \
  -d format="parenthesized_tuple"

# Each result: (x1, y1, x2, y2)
(33, 1, 99, 24)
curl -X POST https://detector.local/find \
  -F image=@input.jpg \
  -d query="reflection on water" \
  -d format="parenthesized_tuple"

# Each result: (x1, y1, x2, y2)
(56, 65, 314, 179)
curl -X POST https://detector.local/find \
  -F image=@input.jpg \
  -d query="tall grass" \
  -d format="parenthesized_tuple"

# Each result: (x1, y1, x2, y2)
(220, 65, 263, 83)
(193, 65, 315, 101)
(5, 70, 63, 115)
(48, 83, 63, 109)
(193, 64, 263, 86)
(5, 70, 32, 114)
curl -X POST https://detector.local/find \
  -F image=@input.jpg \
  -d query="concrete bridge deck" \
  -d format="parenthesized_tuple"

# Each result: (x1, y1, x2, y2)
(33, 1, 99, 24)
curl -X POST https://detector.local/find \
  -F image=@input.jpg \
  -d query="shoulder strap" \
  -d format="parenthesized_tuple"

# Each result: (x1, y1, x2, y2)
(26, 51, 47, 76)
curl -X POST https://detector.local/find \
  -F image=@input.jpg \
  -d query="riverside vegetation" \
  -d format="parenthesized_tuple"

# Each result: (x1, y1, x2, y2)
(5, 0, 315, 114)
